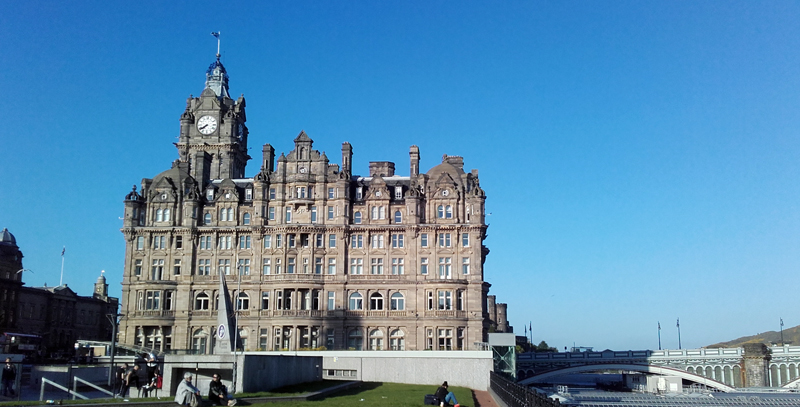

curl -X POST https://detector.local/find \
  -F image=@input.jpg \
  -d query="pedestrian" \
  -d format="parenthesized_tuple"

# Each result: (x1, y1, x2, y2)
(208, 373, 236, 406)
(2, 358, 16, 397)
(115, 363, 128, 397)
(174, 372, 201, 406)
(120, 364, 140, 400)
(144, 352, 158, 383)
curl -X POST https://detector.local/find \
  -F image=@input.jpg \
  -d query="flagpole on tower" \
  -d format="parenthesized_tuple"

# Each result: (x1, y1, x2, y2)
(60, 246, 65, 286)
(211, 31, 221, 57)
(677, 318, 682, 350)
(658, 322, 662, 350)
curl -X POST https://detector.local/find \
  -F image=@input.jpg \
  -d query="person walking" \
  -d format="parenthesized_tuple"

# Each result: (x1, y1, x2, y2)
(2, 358, 16, 397)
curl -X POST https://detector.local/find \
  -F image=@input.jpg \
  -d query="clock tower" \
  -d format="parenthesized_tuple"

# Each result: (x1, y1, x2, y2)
(176, 55, 249, 182)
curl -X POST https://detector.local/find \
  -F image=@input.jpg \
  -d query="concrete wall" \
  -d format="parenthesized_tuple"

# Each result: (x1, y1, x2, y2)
(246, 350, 493, 390)
(239, 354, 322, 393)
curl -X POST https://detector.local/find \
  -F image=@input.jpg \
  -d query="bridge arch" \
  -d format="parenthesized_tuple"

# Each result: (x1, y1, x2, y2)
(518, 363, 736, 392)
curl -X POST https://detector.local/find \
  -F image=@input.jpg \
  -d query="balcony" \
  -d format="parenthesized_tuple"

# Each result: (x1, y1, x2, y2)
(133, 310, 175, 318)
(262, 274, 336, 283)
(423, 310, 467, 318)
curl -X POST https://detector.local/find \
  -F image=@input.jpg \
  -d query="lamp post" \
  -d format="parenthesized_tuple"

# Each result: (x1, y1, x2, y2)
(106, 313, 123, 387)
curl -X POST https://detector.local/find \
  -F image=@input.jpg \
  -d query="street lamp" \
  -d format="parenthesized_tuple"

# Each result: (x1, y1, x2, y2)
(106, 313, 123, 387)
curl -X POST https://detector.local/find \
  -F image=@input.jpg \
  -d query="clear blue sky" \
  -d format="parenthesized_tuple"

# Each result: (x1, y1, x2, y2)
(2, 1, 798, 351)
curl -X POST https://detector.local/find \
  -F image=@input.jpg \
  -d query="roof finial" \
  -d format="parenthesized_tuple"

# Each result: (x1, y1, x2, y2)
(211, 31, 221, 58)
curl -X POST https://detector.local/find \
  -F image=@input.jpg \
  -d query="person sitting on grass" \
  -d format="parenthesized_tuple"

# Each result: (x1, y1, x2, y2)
(174, 372, 201, 406)
(434, 381, 459, 407)
(208, 373, 236, 406)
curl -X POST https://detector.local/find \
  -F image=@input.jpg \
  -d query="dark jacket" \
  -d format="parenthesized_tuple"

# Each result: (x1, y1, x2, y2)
(2, 364, 15, 381)
(434, 385, 448, 402)
(209, 380, 227, 401)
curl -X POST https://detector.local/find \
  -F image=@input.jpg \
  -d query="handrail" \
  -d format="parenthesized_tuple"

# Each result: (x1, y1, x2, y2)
(72, 376, 115, 400)
(40, 377, 88, 401)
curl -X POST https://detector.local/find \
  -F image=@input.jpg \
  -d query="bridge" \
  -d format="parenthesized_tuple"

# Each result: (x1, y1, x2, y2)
(517, 344, 800, 391)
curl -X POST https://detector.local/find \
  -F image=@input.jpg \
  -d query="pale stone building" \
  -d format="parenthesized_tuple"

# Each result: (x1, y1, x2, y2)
(118, 56, 508, 353)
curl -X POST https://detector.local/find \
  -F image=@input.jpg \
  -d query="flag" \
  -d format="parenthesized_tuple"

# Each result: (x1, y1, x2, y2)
(658, 322, 661, 330)
(781, 318, 784, 327)
(524, 325, 527, 336)
(61, 247, 65, 256)
(211, 31, 220, 38)
(677, 318, 680, 328)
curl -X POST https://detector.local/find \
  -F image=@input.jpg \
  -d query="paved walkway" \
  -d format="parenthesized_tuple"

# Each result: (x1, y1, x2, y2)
(472, 389, 500, 407)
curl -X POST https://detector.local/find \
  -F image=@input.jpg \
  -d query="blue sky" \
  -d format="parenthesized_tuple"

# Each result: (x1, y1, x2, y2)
(2, 1, 798, 351)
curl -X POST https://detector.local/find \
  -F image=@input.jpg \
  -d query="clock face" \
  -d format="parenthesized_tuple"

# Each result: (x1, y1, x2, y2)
(197, 115, 218, 135)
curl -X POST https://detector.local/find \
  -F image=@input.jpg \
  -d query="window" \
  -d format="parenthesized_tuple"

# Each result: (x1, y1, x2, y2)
(438, 328, 453, 350)
(151, 259, 164, 280)
(327, 258, 336, 275)
(275, 234, 282, 248)
(327, 206, 334, 220)
(394, 211, 402, 223)
(439, 257, 452, 279)
(420, 233, 428, 248)
(134, 259, 143, 276)
(245, 189, 253, 201)
(457, 327, 465, 350)
(207, 188, 215, 201)
(192, 329, 208, 354)
(350, 258, 363, 275)
(175, 236, 183, 249)
(327, 291, 335, 310)
(351, 234, 363, 249)
(371, 235, 384, 249)
(390, 329, 405, 350)
(354, 211, 362, 224)
(328, 187, 335, 199)
(236, 292, 249, 310)
(145, 290, 161, 310)
(156, 209, 163, 222)
(328, 234, 336, 248)
(199, 236, 212, 250)
(197, 259, 211, 275)
(275, 258, 282, 274)
(269, 188, 276, 200)
(391, 293, 405, 311)
(262, 259, 271, 274)
(195, 293, 209, 310)
(391, 258, 404, 275)
(204, 212, 212, 225)
(239, 236, 251, 249)
(438, 233, 451, 247)
(327, 328, 335, 349)
(349, 292, 363, 310)
(218, 259, 231, 275)
(136, 236, 144, 250)
(260, 328, 270, 350)
(438, 291, 453, 310)
(311, 207, 317, 223)
(369, 329, 384, 350)
(370, 293, 384, 310)
(243, 213, 251, 225)
(426, 328, 434, 350)
(420, 257, 429, 275)
(238, 259, 250, 275)
(371, 206, 386, 220)
(391, 234, 404, 248)
(173, 259, 181, 275)
(303, 257, 310, 273)
(296, 186, 307, 198)
(268, 207, 275, 220)
(445, 205, 453, 219)
(285, 206, 292, 222)
(261, 291, 270, 309)
(153, 236, 166, 250)
(287, 234, 296, 248)
(219, 208, 227, 221)
(263, 235, 272, 248)
(314, 257, 323, 274)
(462, 257, 470, 275)
(370, 258, 384, 275)
(394, 186, 402, 200)
(348, 329, 363, 350)
(457, 290, 465, 311)
(287, 258, 295, 274)
(371, 206, 378, 220)
(356, 187, 363, 200)
(218, 236, 232, 250)
(437, 205, 444, 218)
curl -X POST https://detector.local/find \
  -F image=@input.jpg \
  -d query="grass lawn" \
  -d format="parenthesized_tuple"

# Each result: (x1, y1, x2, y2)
(247, 382, 473, 407)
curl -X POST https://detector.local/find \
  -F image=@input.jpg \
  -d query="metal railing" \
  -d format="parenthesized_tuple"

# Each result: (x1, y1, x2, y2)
(490, 371, 560, 407)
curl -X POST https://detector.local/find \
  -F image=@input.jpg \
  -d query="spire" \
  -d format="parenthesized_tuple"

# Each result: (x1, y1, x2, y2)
(205, 55, 230, 100)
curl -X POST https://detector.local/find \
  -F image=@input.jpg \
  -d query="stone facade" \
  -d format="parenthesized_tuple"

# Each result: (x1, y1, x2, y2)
(118, 56, 509, 354)
(0, 228, 24, 332)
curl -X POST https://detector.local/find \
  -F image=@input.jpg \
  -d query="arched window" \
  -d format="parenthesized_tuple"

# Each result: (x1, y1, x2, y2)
(371, 206, 378, 220)
(349, 293, 363, 310)
(243, 213, 251, 225)
(369, 293, 384, 310)
(156, 209, 163, 222)
(227, 208, 234, 220)
(204, 212, 212, 224)
(192, 329, 208, 354)
(163, 208, 170, 222)
(390, 329, 405, 350)
(369, 329, 384, 350)
(394, 211, 402, 223)
(378, 206, 385, 219)
(237, 292, 249, 310)
(347, 329, 363, 350)
(195, 293, 209, 310)
(390, 292, 405, 311)
(354, 211, 362, 224)
(445, 205, 453, 219)
(437, 205, 444, 218)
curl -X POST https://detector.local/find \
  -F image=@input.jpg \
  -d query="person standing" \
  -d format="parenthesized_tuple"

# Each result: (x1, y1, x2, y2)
(2, 358, 16, 397)
(144, 352, 158, 383)
(115, 363, 128, 397)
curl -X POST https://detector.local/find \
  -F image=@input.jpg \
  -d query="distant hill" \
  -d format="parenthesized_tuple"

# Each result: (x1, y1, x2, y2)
(707, 325, 800, 348)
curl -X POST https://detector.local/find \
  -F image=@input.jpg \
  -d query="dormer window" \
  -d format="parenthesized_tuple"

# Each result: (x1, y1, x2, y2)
(394, 187, 402, 199)
(245, 189, 253, 201)
(206, 189, 214, 201)
(356, 187, 363, 200)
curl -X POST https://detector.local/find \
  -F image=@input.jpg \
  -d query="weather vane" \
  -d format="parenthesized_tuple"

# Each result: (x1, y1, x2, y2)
(211, 31, 221, 58)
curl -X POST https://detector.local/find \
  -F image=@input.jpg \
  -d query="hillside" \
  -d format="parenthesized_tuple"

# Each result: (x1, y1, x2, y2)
(707, 325, 800, 348)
